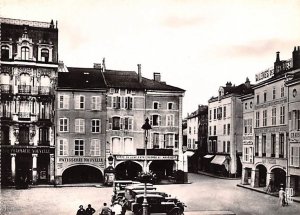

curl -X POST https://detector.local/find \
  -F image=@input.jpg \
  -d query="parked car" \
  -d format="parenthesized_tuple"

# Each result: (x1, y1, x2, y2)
(131, 194, 184, 215)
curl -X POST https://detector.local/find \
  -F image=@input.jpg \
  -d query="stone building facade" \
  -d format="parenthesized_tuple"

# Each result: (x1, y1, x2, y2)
(0, 18, 58, 185)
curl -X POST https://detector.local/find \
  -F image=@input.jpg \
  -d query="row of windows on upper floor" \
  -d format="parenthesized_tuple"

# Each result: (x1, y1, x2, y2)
(58, 95, 176, 111)
(58, 114, 177, 133)
(1, 73, 52, 87)
(1, 44, 54, 63)
(209, 106, 227, 121)
(254, 85, 285, 105)
(208, 140, 230, 154)
(209, 124, 231, 136)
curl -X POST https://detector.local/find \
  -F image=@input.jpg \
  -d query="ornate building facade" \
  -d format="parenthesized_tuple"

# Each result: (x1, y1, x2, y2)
(0, 18, 58, 185)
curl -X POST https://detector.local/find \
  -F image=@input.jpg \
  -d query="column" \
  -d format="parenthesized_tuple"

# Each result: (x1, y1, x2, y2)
(241, 168, 247, 185)
(49, 154, 55, 183)
(32, 154, 38, 184)
(11, 153, 16, 184)
(251, 169, 259, 187)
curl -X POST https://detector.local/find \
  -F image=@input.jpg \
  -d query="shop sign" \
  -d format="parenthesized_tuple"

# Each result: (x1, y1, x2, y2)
(116, 155, 178, 160)
(58, 157, 105, 163)
(243, 140, 253, 145)
(255, 67, 274, 82)
(1, 146, 55, 154)
(254, 125, 288, 133)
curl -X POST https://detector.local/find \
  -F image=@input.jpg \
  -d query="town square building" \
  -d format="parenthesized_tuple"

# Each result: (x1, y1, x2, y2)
(104, 64, 186, 182)
(0, 18, 58, 185)
(55, 65, 107, 184)
(207, 79, 253, 177)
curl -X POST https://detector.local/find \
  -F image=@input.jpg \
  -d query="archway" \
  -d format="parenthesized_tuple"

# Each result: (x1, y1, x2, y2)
(149, 160, 175, 179)
(62, 165, 103, 184)
(256, 164, 267, 187)
(271, 168, 286, 190)
(115, 161, 142, 180)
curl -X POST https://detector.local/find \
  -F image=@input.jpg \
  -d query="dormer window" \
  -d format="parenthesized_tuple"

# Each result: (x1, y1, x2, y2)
(41, 49, 49, 62)
(21, 47, 29, 60)
(1, 46, 10, 60)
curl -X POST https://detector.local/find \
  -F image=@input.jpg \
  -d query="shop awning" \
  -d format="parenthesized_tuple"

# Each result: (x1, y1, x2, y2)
(204, 155, 214, 159)
(184, 151, 195, 157)
(210, 155, 227, 165)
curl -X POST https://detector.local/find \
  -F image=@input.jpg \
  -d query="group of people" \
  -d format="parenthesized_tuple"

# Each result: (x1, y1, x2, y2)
(76, 201, 125, 215)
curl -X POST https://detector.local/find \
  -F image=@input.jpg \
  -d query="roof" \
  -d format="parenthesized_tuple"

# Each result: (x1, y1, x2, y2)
(58, 67, 106, 90)
(104, 69, 185, 92)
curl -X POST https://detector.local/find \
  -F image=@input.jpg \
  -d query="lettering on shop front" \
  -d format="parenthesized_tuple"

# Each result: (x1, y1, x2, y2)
(58, 157, 104, 163)
(254, 125, 288, 133)
(116, 155, 178, 160)
(1, 147, 54, 154)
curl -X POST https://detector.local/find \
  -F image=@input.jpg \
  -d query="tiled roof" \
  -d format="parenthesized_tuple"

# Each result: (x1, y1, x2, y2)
(58, 67, 106, 89)
(223, 83, 254, 95)
(104, 69, 185, 92)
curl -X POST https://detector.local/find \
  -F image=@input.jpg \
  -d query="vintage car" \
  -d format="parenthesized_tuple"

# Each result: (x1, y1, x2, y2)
(131, 194, 184, 215)
(113, 180, 141, 194)
(125, 190, 168, 209)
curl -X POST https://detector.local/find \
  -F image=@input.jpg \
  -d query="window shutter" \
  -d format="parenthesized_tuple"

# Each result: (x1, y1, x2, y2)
(117, 96, 121, 109)
(108, 118, 112, 130)
(158, 115, 161, 126)
(74, 95, 79, 109)
(150, 116, 153, 125)
(64, 95, 69, 109)
(129, 118, 133, 130)
(97, 96, 101, 110)
(129, 97, 133, 109)
(120, 117, 124, 130)
(112, 97, 116, 108)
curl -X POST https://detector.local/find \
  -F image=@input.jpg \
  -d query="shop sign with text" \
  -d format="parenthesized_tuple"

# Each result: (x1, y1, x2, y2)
(116, 155, 178, 160)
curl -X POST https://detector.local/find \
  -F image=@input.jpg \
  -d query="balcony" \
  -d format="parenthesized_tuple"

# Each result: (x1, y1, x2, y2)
(18, 85, 31, 94)
(38, 86, 51, 95)
(0, 84, 12, 94)
(18, 112, 30, 120)
(0, 111, 12, 120)
(38, 140, 50, 146)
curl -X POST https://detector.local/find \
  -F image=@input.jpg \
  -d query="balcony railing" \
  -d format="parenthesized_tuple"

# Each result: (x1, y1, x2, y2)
(38, 86, 51, 95)
(0, 111, 12, 119)
(0, 84, 12, 94)
(18, 112, 30, 120)
(38, 140, 50, 146)
(38, 114, 51, 121)
(18, 85, 31, 94)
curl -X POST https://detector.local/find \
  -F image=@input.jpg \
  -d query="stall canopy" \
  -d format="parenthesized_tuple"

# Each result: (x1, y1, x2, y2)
(210, 155, 227, 165)
(203, 155, 214, 159)
(184, 151, 195, 157)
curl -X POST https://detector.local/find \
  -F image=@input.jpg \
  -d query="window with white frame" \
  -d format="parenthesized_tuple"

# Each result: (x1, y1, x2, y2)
(244, 119, 252, 134)
(74, 139, 84, 156)
(168, 102, 174, 110)
(59, 118, 69, 132)
(153, 102, 160, 110)
(75, 95, 85, 109)
(41, 48, 49, 62)
(75, 118, 85, 133)
(112, 96, 121, 109)
(280, 106, 285, 124)
(110, 117, 121, 130)
(272, 107, 276, 125)
(58, 95, 69, 109)
(213, 125, 216, 135)
(209, 110, 212, 120)
(164, 133, 174, 148)
(112, 137, 122, 154)
(243, 146, 253, 163)
(124, 137, 134, 154)
(124, 97, 133, 109)
(223, 106, 226, 118)
(223, 141, 226, 153)
(124, 117, 133, 130)
(91, 96, 101, 110)
(90, 139, 101, 156)
(166, 114, 174, 126)
(262, 134, 266, 156)
(150, 114, 161, 126)
(21, 47, 29, 60)
(58, 139, 68, 156)
(263, 110, 267, 126)
(292, 110, 300, 130)
(213, 108, 216, 120)
(255, 136, 259, 156)
(255, 111, 260, 127)
(291, 146, 300, 167)
(279, 133, 284, 157)
(91, 119, 101, 133)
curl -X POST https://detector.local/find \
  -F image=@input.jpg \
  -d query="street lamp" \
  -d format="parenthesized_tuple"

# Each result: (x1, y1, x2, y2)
(141, 117, 152, 215)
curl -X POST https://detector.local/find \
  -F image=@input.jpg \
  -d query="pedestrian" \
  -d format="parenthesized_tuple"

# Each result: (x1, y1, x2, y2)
(111, 201, 122, 215)
(100, 203, 111, 215)
(76, 205, 86, 215)
(266, 179, 273, 193)
(86, 204, 95, 215)
(279, 187, 286, 207)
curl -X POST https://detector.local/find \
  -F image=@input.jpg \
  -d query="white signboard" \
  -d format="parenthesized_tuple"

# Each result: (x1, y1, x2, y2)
(255, 67, 274, 82)
(116, 155, 178, 160)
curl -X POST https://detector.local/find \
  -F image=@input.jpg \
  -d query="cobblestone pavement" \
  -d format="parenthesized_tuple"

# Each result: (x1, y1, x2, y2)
(1, 173, 300, 215)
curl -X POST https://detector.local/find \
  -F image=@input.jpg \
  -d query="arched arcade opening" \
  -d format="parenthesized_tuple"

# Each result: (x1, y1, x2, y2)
(271, 168, 286, 190)
(149, 160, 175, 179)
(115, 161, 142, 180)
(62, 165, 103, 184)
(255, 164, 267, 187)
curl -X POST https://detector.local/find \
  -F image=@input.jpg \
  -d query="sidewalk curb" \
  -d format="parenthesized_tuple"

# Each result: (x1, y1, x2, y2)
(236, 184, 300, 203)
(197, 171, 241, 180)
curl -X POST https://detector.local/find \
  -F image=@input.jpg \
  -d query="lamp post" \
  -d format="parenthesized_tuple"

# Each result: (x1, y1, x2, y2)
(141, 118, 152, 215)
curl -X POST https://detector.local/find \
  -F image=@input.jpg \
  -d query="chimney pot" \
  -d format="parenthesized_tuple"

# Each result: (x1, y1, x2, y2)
(153, 72, 161, 82)
(137, 64, 142, 83)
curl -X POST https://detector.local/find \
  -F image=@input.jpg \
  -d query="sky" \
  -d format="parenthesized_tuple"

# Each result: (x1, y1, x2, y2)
(1, 0, 300, 116)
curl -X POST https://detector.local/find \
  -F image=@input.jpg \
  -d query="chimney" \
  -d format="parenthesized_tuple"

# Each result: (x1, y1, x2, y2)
(225, 81, 232, 87)
(153, 72, 161, 82)
(102, 58, 106, 72)
(93, 63, 102, 69)
(245, 77, 251, 88)
(137, 64, 142, 83)
(292, 46, 300, 69)
(274, 51, 282, 73)
(276, 51, 280, 62)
